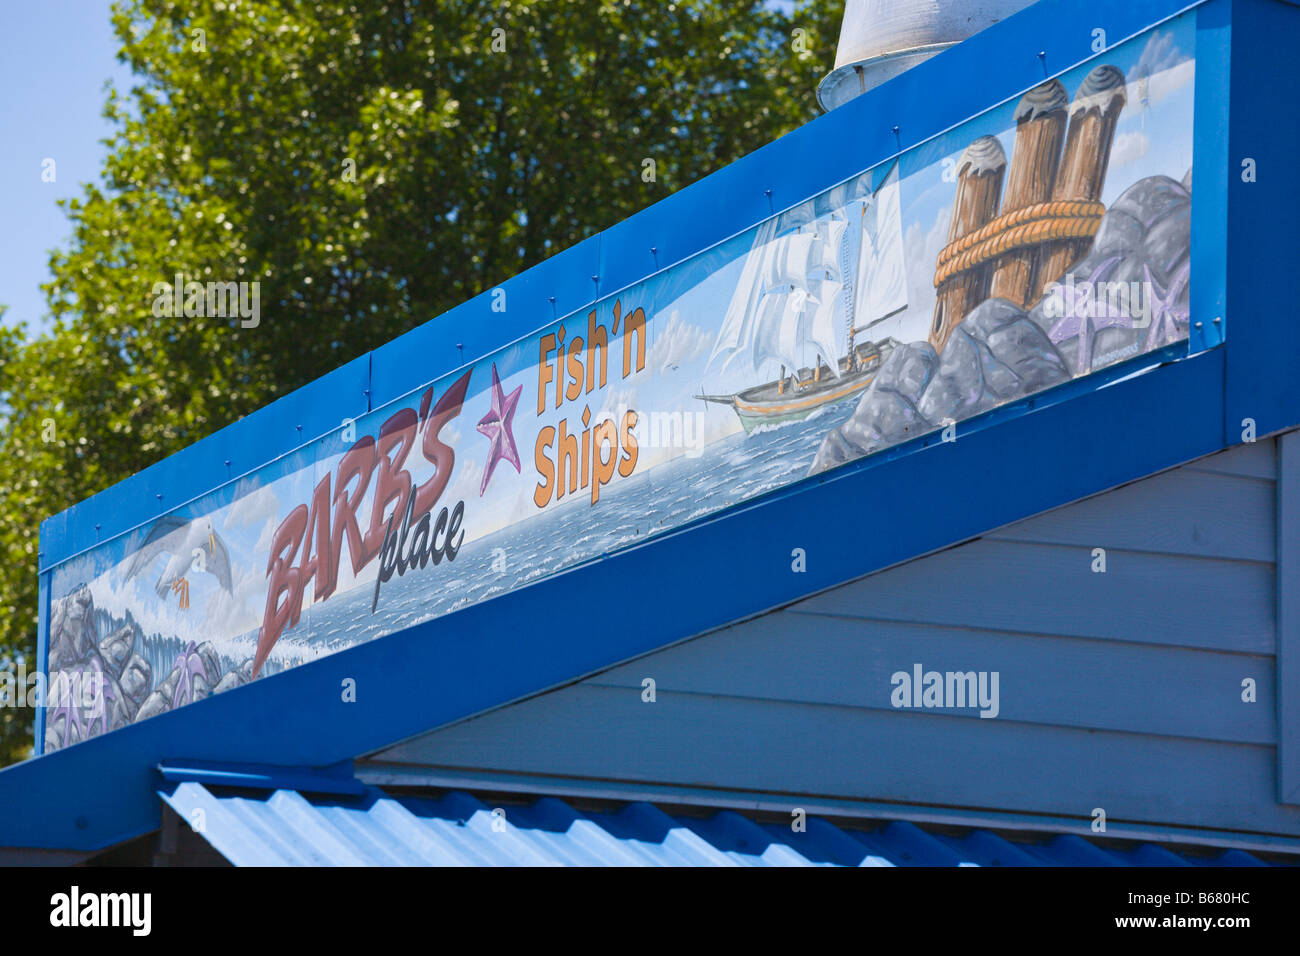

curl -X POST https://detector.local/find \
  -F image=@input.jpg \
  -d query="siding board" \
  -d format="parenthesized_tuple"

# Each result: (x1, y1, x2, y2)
(795, 541, 1274, 654)
(1180, 439, 1277, 481)
(367, 437, 1294, 836)
(374, 686, 1300, 836)
(582, 615, 1276, 744)
(985, 468, 1275, 563)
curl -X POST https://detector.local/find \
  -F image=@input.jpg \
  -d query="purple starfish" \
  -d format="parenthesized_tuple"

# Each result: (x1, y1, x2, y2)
(1143, 260, 1191, 351)
(171, 641, 208, 710)
(49, 670, 87, 749)
(1047, 257, 1125, 371)
(476, 362, 522, 496)
(83, 655, 115, 736)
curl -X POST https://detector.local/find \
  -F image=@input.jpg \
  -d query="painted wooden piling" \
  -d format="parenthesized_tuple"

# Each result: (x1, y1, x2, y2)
(1035, 65, 1128, 295)
(988, 79, 1069, 309)
(929, 135, 1007, 353)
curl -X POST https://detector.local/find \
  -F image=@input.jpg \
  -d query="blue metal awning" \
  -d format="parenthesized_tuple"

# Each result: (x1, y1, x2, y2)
(159, 783, 1286, 867)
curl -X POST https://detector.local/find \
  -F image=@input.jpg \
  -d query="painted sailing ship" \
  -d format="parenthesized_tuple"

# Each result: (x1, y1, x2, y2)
(695, 162, 910, 433)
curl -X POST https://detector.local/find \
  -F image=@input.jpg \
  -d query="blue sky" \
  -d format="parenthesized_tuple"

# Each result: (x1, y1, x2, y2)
(0, 1, 131, 336)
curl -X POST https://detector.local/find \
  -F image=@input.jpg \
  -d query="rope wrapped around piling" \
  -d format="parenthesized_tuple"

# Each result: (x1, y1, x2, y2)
(933, 199, 1106, 288)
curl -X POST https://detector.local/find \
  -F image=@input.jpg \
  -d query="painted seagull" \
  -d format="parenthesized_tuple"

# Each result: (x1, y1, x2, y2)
(124, 516, 234, 608)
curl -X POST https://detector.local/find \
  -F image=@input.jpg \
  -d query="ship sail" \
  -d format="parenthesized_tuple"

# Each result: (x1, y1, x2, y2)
(763, 231, 821, 289)
(751, 290, 793, 372)
(710, 161, 907, 380)
(710, 218, 778, 368)
(821, 217, 849, 281)
(800, 280, 842, 372)
(714, 224, 848, 377)
(854, 162, 908, 332)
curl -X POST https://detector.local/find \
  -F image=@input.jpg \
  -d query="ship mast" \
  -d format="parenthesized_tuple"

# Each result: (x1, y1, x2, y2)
(845, 201, 866, 371)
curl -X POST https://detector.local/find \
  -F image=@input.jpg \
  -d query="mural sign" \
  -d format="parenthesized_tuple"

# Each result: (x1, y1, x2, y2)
(42, 17, 1198, 751)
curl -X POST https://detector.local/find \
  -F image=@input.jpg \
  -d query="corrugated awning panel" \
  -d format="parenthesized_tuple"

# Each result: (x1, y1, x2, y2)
(158, 783, 1286, 867)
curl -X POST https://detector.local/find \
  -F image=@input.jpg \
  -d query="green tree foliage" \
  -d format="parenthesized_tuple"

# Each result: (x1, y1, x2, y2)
(0, 0, 843, 763)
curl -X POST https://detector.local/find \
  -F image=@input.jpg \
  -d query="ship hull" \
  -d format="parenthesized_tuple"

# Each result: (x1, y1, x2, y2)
(694, 340, 897, 434)
(730, 365, 876, 433)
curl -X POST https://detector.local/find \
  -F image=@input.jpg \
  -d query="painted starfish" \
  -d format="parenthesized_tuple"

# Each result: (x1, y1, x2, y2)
(49, 671, 87, 749)
(1143, 260, 1191, 351)
(476, 362, 522, 496)
(171, 641, 209, 710)
(83, 655, 116, 736)
(46, 658, 117, 744)
(1047, 257, 1126, 371)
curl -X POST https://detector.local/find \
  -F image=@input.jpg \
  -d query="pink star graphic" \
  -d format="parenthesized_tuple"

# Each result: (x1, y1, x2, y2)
(476, 362, 523, 496)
